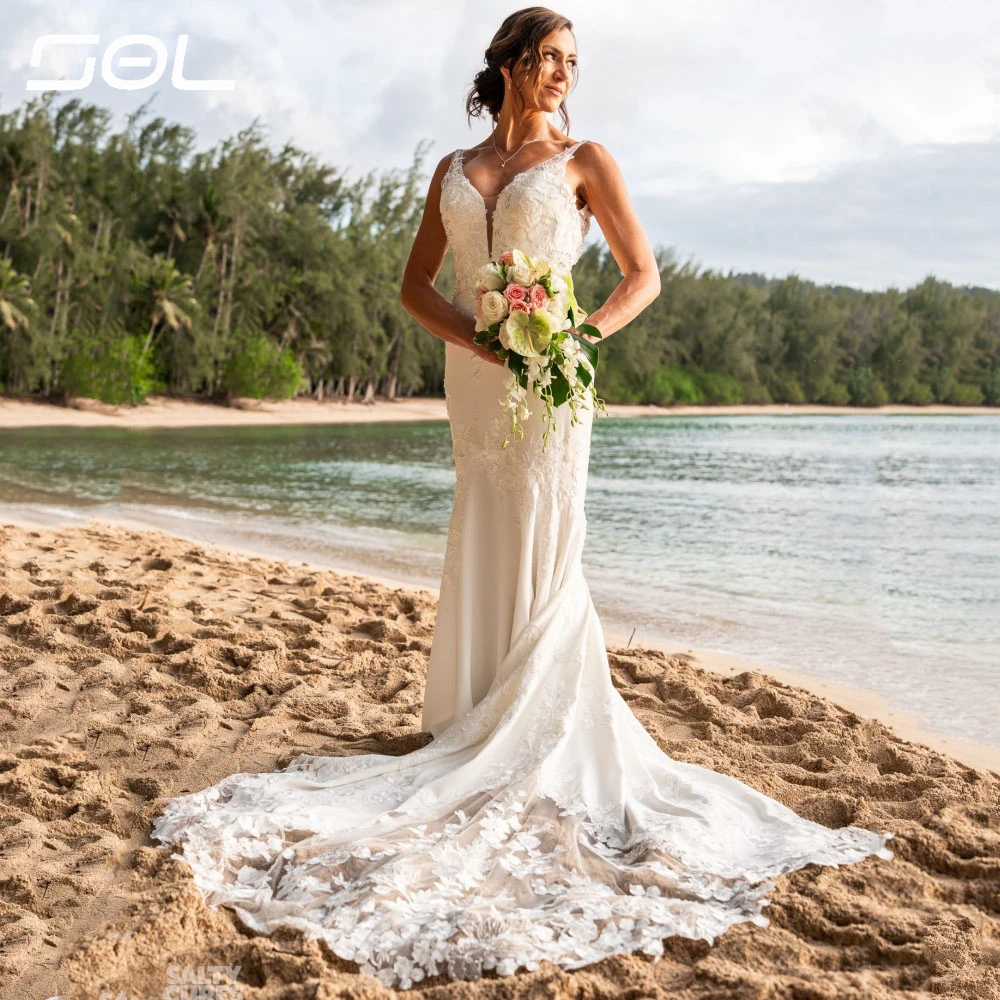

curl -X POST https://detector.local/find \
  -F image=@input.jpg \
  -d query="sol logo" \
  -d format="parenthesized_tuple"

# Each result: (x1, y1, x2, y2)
(26, 35, 236, 91)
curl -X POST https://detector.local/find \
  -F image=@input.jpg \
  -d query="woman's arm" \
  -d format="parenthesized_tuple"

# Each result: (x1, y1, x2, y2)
(572, 142, 661, 342)
(400, 152, 505, 366)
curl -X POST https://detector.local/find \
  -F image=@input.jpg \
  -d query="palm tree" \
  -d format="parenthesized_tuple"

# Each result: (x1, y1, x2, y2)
(134, 253, 199, 366)
(0, 258, 38, 391)
(0, 257, 34, 330)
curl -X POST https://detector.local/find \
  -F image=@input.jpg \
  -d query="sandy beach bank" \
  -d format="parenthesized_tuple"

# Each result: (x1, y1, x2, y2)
(2, 518, 998, 999)
(2, 393, 999, 428)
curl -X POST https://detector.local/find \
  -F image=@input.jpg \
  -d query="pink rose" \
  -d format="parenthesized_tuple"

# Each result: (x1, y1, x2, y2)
(500, 250, 515, 266)
(528, 283, 549, 310)
(508, 300, 530, 314)
(504, 283, 528, 305)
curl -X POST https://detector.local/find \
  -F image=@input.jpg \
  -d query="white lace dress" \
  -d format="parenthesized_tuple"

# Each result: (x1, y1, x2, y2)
(150, 140, 895, 989)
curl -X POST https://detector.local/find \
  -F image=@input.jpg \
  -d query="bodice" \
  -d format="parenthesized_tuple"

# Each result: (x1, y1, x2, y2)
(440, 140, 593, 312)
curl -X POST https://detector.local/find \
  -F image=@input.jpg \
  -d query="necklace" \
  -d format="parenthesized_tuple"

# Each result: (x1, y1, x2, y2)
(492, 134, 551, 167)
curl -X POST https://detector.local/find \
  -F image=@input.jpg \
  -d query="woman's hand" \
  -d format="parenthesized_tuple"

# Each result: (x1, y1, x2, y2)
(471, 342, 506, 368)
(467, 331, 507, 367)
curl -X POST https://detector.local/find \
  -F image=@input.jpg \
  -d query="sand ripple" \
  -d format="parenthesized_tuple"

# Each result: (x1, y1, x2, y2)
(1, 520, 998, 999)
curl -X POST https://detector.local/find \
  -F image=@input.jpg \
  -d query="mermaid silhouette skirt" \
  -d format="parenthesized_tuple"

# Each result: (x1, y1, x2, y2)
(150, 145, 894, 989)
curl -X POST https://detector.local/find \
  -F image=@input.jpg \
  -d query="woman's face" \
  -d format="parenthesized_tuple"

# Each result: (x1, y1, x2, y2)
(509, 27, 577, 113)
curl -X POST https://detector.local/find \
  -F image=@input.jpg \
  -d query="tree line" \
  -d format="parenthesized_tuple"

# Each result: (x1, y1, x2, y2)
(1, 94, 997, 407)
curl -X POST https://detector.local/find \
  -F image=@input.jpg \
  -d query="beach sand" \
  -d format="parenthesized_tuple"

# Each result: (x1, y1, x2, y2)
(2, 519, 999, 999)
(2, 392, 1000, 429)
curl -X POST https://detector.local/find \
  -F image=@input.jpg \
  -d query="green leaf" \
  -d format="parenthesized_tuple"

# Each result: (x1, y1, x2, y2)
(506, 350, 528, 388)
(549, 368, 571, 407)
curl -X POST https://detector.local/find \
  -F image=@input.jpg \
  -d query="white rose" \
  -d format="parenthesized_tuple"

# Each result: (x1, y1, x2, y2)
(509, 262, 534, 286)
(475, 264, 506, 292)
(480, 289, 509, 327)
(548, 274, 568, 296)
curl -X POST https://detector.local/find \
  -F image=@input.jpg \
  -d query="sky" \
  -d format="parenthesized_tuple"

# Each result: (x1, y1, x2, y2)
(1, 0, 998, 291)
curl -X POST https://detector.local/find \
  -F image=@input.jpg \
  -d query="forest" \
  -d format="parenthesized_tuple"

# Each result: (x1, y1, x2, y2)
(1, 94, 997, 407)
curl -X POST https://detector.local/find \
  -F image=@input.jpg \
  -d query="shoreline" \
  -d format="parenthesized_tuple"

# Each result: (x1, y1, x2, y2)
(4, 509, 997, 774)
(3, 393, 1000, 428)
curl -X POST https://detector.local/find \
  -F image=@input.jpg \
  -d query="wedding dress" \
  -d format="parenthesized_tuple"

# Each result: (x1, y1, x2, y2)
(150, 140, 895, 989)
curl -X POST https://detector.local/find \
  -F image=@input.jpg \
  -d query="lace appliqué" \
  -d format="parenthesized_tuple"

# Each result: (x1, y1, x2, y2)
(152, 673, 894, 991)
(440, 143, 592, 306)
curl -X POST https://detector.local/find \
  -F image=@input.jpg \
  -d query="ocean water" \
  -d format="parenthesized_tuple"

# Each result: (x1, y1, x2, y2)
(1, 414, 997, 747)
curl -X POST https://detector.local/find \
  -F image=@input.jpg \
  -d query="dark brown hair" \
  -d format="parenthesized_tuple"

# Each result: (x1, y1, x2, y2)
(465, 7, 577, 134)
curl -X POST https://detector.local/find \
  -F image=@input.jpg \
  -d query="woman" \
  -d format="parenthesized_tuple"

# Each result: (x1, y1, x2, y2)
(152, 7, 894, 989)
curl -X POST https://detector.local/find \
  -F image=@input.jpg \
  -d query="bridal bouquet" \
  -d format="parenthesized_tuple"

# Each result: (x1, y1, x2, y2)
(472, 249, 608, 451)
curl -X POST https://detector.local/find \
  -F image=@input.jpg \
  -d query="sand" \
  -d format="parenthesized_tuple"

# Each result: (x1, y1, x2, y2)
(2, 393, 1000, 429)
(2, 519, 999, 1000)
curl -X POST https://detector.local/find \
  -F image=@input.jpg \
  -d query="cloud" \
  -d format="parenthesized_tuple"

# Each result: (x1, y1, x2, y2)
(641, 132, 1000, 289)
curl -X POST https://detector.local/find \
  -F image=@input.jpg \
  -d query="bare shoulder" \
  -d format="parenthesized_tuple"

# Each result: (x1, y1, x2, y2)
(569, 141, 625, 212)
(569, 141, 657, 277)
(574, 140, 621, 179)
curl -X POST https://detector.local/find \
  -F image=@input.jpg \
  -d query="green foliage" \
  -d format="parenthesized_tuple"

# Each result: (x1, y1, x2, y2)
(593, 365, 640, 404)
(773, 376, 806, 404)
(643, 366, 741, 405)
(930, 365, 956, 404)
(647, 365, 704, 405)
(904, 382, 935, 405)
(219, 332, 304, 399)
(946, 382, 985, 405)
(59, 331, 163, 405)
(0, 95, 997, 408)
(691, 369, 743, 404)
(739, 381, 773, 404)
(818, 381, 850, 405)
(982, 368, 1000, 406)
(847, 365, 889, 406)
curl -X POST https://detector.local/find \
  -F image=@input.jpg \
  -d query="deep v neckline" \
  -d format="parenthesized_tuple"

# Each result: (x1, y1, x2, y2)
(457, 142, 585, 261)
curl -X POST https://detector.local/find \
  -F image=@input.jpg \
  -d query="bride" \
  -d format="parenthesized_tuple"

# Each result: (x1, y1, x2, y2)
(151, 7, 895, 989)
